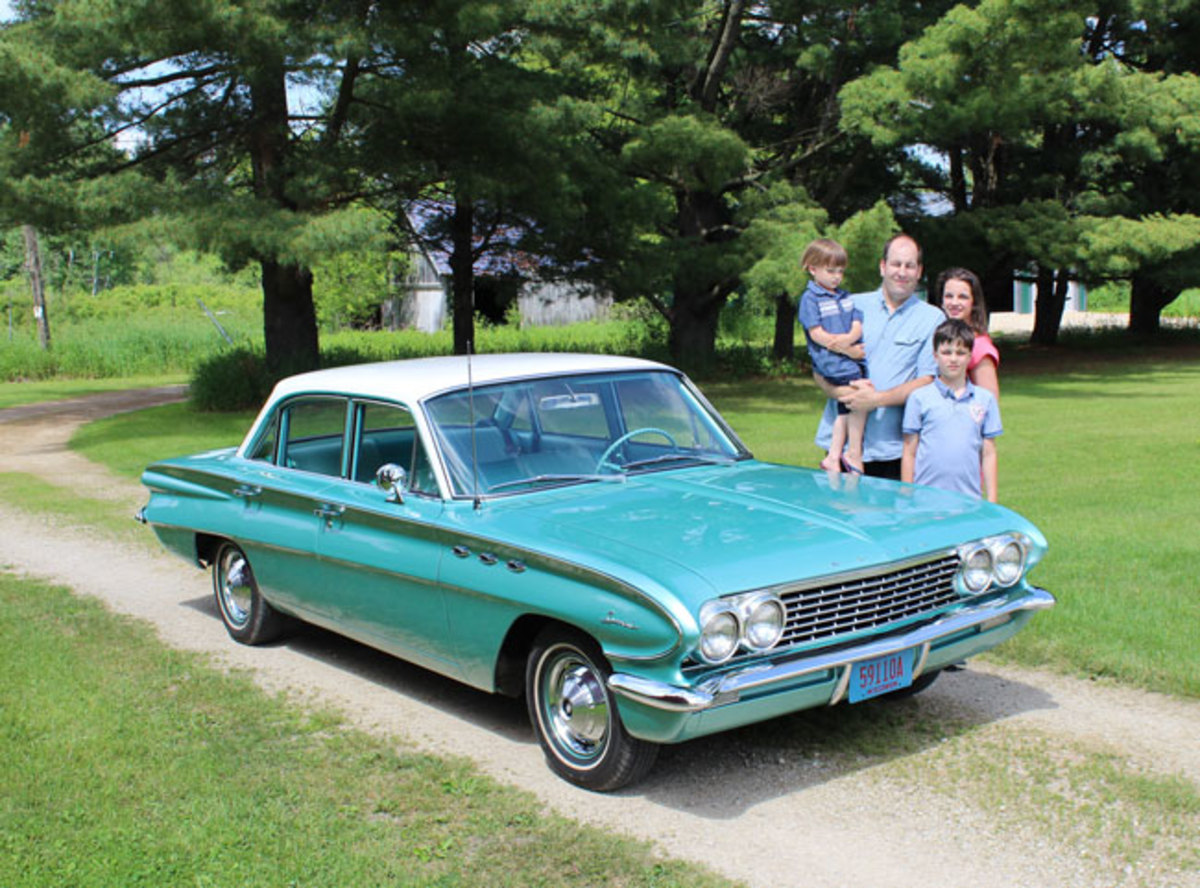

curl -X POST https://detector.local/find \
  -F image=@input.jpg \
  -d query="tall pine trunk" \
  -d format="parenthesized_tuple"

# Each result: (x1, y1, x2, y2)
(772, 293, 796, 361)
(667, 190, 736, 369)
(1129, 271, 1175, 334)
(248, 57, 319, 373)
(1030, 267, 1067, 346)
(668, 292, 724, 370)
(261, 260, 319, 374)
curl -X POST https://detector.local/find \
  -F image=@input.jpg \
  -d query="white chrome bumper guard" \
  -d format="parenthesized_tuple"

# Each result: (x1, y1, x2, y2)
(608, 587, 1055, 713)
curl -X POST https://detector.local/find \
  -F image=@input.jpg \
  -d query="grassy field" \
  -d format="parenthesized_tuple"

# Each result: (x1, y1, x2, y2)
(0, 573, 736, 888)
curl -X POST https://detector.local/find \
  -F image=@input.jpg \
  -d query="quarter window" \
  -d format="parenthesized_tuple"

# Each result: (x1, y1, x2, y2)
(281, 398, 348, 477)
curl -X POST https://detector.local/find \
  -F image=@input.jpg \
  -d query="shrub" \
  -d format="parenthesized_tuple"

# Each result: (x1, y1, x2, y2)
(190, 348, 275, 412)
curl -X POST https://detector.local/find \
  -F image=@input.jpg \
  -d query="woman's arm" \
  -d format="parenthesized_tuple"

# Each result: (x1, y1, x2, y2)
(970, 356, 1000, 401)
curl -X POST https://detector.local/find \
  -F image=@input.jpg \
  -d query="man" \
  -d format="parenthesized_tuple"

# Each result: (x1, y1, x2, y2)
(813, 234, 943, 480)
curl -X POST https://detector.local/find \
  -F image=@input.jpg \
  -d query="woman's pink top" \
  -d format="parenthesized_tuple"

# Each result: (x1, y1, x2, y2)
(970, 332, 1000, 372)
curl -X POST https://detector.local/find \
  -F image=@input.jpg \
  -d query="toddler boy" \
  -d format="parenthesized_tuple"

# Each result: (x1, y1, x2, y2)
(798, 238, 866, 473)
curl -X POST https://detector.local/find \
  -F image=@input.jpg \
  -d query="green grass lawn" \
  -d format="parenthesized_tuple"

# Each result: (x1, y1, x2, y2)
(0, 573, 736, 888)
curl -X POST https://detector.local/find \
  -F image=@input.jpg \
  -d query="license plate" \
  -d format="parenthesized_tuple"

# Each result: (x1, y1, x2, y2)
(848, 649, 913, 703)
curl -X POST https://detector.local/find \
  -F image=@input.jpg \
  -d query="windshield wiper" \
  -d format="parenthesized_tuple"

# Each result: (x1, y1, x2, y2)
(487, 473, 627, 493)
(619, 453, 738, 472)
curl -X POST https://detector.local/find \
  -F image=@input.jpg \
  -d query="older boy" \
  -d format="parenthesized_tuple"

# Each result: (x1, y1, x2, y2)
(901, 319, 1002, 501)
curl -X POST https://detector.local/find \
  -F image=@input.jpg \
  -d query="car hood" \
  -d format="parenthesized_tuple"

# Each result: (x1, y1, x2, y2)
(468, 461, 1041, 604)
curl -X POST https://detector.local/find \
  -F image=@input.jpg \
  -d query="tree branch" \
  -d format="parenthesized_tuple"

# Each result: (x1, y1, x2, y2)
(697, 0, 745, 112)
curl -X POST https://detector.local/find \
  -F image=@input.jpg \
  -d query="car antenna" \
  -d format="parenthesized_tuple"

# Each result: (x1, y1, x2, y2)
(467, 341, 482, 510)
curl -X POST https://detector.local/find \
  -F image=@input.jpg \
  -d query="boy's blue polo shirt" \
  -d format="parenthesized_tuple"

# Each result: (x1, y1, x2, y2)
(814, 289, 943, 461)
(902, 378, 1002, 498)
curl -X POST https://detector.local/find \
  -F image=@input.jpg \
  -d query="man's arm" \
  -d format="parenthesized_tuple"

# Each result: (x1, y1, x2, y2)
(901, 433, 919, 483)
(840, 374, 931, 412)
(812, 372, 872, 401)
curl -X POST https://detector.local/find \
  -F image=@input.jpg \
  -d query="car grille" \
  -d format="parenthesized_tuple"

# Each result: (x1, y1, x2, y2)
(779, 554, 961, 647)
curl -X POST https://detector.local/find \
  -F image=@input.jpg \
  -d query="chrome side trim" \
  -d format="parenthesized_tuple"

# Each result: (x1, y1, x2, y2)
(608, 587, 1055, 713)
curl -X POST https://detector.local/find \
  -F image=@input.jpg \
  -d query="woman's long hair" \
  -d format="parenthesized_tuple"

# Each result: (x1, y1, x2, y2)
(934, 267, 988, 334)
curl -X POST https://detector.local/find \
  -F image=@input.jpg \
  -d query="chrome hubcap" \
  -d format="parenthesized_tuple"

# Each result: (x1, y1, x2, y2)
(217, 549, 252, 628)
(544, 650, 609, 762)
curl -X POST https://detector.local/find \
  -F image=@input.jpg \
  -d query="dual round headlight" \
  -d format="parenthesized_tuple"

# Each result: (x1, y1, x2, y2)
(958, 534, 1028, 594)
(698, 591, 786, 664)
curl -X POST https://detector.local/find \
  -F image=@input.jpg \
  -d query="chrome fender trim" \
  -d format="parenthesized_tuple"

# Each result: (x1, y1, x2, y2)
(608, 587, 1055, 713)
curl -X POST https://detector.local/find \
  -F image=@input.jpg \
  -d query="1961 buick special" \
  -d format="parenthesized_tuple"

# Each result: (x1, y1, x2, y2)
(139, 353, 1054, 790)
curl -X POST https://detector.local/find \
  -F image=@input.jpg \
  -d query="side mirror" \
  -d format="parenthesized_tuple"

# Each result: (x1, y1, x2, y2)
(375, 463, 407, 503)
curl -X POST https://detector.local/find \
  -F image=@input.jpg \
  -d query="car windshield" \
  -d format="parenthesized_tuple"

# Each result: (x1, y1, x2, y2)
(424, 370, 747, 498)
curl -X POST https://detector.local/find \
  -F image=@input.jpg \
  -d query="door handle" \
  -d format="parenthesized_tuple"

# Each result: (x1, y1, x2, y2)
(232, 484, 263, 498)
(313, 504, 345, 520)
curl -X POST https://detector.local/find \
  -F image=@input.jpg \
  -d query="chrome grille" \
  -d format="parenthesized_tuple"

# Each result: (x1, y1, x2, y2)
(780, 554, 960, 646)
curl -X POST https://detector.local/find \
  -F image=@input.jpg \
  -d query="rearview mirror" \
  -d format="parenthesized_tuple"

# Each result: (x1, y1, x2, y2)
(539, 392, 600, 411)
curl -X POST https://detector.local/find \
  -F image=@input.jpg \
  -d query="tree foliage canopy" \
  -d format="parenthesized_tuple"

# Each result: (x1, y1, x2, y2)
(3, 0, 1200, 368)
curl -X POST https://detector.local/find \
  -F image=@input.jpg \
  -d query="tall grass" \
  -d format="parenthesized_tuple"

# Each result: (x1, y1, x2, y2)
(0, 310, 258, 381)
(1, 280, 790, 386)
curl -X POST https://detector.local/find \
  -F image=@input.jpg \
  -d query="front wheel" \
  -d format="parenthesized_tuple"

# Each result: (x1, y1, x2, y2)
(212, 542, 285, 645)
(526, 627, 658, 792)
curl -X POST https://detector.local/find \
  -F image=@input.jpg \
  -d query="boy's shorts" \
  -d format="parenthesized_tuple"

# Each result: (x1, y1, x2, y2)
(824, 364, 867, 415)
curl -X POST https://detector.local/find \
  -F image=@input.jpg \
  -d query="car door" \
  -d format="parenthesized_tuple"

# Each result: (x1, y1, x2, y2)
(229, 395, 350, 618)
(309, 399, 457, 677)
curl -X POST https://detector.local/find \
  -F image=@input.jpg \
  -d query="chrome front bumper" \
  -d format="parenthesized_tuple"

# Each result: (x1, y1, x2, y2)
(608, 586, 1055, 713)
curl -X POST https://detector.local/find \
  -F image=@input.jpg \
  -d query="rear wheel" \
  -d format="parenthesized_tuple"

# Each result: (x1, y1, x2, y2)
(212, 542, 285, 645)
(526, 627, 658, 792)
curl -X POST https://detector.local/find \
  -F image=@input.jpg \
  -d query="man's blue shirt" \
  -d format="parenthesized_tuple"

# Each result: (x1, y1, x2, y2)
(814, 288, 943, 461)
(902, 378, 1002, 498)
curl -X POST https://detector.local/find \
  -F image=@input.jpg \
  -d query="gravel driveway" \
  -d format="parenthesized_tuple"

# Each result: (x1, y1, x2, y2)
(1, 387, 1197, 888)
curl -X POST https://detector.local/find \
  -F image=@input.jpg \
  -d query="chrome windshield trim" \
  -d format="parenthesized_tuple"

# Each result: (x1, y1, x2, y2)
(608, 587, 1055, 713)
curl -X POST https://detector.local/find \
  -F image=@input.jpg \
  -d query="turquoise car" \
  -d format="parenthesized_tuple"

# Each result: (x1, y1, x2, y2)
(139, 353, 1054, 791)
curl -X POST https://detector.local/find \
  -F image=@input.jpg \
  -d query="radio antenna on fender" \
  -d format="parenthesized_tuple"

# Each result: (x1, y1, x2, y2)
(467, 342, 481, 510)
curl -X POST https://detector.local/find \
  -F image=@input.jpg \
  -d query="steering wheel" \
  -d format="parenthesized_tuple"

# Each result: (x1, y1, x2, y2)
(595, 427, 678, 473)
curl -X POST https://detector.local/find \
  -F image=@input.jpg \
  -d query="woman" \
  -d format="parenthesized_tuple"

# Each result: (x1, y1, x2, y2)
(934, 267, 999, 400)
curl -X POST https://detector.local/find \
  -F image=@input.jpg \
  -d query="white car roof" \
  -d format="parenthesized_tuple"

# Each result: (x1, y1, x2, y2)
(267, 353, 674, 405)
